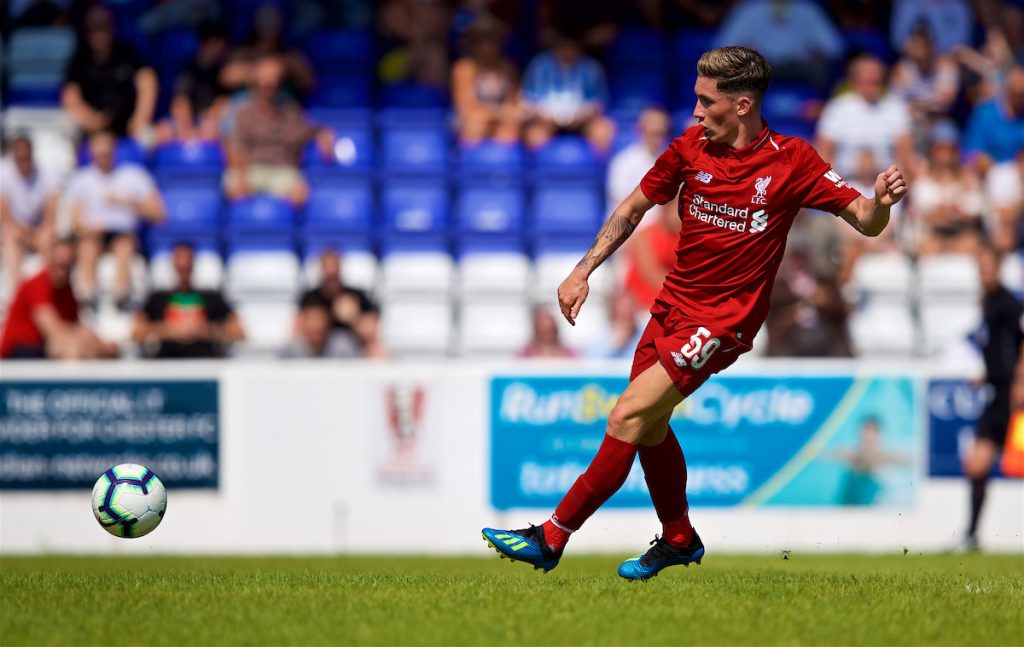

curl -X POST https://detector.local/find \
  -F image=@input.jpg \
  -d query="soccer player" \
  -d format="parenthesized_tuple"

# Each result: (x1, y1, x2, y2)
(482, 46, 908, 579)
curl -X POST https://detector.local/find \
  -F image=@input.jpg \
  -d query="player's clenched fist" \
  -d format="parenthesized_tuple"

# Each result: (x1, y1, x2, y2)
(557, 270, 589, 326)
(875, 166, 908, 207)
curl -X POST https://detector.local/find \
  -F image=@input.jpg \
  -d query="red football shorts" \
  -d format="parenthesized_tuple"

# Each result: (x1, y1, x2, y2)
(629, 308, 752, 398)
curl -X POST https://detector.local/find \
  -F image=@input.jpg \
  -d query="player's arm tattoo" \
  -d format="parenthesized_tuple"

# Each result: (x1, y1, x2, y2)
(574, 210, 641, 275)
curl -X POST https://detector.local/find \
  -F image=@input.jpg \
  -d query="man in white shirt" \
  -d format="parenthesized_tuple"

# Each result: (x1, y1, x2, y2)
(606, 108, 671, 227)
(1, 135, 59, 294)
(816, 54, 914, 181)
(985, 152, 1023, 252)
(65, 131, 166, 308)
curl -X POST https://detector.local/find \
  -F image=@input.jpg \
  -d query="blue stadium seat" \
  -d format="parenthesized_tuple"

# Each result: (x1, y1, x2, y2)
(673, 28, 715, 65)
(226, 196, 297, 234)
(78, 138, 147, 167)
(301, 232, 374, 260)
(532, 136, 600, 178)
(457, 234, 527, 257)
(457, 142, 525, 177)
(308, 107, 373, 131)
(304, 29, 374, 73)
(310, 72, 374, 108)
(382, 181, 450, 234)
(382, 127, 449, 176)
(610, 67, 668, 112)
(161, 187, 222, 231)
(843, 27, 894, 62)
(762, 83, 821, 124)
(532, 234, 594, 258)
(531, 182, 602, 237)
(608, 28, 667, 66)
(302, 127, 373, 176)
(153, 141, 224, 173)
(380, 83, 450, 108)
(379, 233, 449, 257)
(149, 234, 220, 256)
(456, 185, 525, 236)
(376, 108, 448, 130)
(303, 181, 374, 234)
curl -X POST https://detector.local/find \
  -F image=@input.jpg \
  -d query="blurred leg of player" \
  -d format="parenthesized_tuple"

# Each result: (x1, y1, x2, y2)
(482, 362, 685, 571)
(962, 383, 1011, 550)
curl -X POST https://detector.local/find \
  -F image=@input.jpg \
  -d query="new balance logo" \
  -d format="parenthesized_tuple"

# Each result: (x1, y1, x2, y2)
(750, 209, 768, 233)
(695, 170, 713, 184)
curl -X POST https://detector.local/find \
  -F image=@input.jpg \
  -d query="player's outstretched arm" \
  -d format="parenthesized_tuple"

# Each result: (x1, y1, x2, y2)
(838, 165, 908, 237)
(557, 187, 655, 325)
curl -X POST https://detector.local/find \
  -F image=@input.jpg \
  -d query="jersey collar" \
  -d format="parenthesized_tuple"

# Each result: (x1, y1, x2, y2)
(711, 121, 773, 159)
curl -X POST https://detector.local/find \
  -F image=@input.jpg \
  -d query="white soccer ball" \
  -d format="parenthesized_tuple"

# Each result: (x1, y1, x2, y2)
(91, 464, 167, 539)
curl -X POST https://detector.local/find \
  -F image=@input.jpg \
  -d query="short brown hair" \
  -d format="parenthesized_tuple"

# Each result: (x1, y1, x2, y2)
(697, 46, 772, 100)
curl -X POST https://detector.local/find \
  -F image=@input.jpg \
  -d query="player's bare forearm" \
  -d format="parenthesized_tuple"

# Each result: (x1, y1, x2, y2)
(839, 166, 907, 237)
(558, 187, 655, 325)
(574, 187, 655, 277)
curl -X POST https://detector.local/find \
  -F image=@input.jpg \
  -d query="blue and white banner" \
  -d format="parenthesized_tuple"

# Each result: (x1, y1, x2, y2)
(927, 379, 989, 477)
(490, 375, 918, 509)
(0, 380, 219, 489)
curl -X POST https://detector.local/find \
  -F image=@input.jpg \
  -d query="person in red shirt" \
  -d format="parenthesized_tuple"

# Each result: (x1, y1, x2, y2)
(0, 238, 117, 359)
(482, 46, 908, 578)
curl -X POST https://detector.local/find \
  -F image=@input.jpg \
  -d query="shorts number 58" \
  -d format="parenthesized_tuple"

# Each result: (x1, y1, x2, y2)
(679, 326, 721, 370)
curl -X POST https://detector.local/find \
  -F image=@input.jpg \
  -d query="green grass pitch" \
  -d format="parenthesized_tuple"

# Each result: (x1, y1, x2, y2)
(2, 553, 1022, 645)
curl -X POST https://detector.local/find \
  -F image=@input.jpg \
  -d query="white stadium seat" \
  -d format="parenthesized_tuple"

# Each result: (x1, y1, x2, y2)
(918, 254, 980, 298)
(458, 252, 531, 297)
(457, 299, 531, 356)
(226, 250, 301, 299)
(235, 299, 295, 352)
(302, 251, 379, 294)
(1001, 253, 1023, 293)
(920, 300, 982, 355)
(533, 253, 614, 301)
(96, 253, 148, 299)
(554, 296, 611, 353)
(380, 252, 454, 297)
(849, 302, 916, 356)
(149, 250, 224, 291)
(381, 298, 452, 356)
(849, 253, 913, 300)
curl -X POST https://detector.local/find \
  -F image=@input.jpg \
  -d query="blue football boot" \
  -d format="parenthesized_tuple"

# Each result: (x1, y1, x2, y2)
(481, 524, 562, 573)
(617, 531, 704, 580)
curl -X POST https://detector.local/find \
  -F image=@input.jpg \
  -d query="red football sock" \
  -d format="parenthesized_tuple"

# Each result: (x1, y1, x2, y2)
(546, 434, 638, 550)
(638, 427, 693, 548)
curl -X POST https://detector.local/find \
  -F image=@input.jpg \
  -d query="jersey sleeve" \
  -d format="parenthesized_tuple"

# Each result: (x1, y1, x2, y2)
(639, 140, 686, 205)
(792, 142, 861, 214)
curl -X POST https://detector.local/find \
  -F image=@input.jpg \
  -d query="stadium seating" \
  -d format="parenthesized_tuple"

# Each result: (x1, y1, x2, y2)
(458, 248, 532, 297)
(303, 129, 374, 178)
(532, 136, 600, 178)
(226, 196, 297, 236)
(456, 184, 525, 239)
(381, 127, 449, 176)
(148, 242, 225, 291)
(234, 300, 296, 353)
(303, 181, 375, 235)
(849, 302, 917, 356)
(380, 238, 455, 297)
(457, 142, 525, 178)
(302, 244, 379, 295)
(381, 298, 452, 356)
(156, 186, 222, 234)
(382, 181, 450, 235)
(457, 299, 531, 356)
(225, 240, 301, 300)
(5, 28, 75, 104)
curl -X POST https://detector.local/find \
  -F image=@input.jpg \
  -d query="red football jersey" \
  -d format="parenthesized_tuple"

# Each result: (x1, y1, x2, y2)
(0, 269, 79, 358)
(639, 123, 861, 338)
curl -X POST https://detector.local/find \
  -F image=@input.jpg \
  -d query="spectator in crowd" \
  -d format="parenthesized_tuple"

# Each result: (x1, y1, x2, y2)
(452, 19, 521, 145)
(963, 65, 1024, 177)
(377, 0, 451, 91)
(131, 242, 245, 359)
(155, 23, 231, 144)
(891, 24, 959, 140)
(587, 291, 643, 359)
(298, 250, 383, 357)
(714, 0, 844, 90)
(220, 2, 317, 98)
(985, 151, 1023, 252)
(606, 108, 671, 217)
(223, 54, 334, 207)
(520, 33, 615, 153)
(816, 54, 914, 180)
(518, 306, 576, 358)
(1, 135, 58, 291)
(891, 0, 972, 54)
(910, 121, 986, 256)
(622, 203, 680, 313)
(280, 292, 364, 358)
(765, 248, 852, 357)
(61, 6, 158, 139)
(65, 131, 166, 309)
(953, 27, 1017, 104)
(0, 238, 118, 360)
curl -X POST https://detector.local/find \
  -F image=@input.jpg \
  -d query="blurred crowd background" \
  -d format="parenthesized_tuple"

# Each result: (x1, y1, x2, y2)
(0, 0, 1022, 362)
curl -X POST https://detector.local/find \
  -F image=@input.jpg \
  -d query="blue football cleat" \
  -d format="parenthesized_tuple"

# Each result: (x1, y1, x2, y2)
(617, 531, 704, 580)
(481, 524, 562, 573)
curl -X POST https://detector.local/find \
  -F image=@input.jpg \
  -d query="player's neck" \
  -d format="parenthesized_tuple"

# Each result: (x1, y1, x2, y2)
(726, 115, 766, 149)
